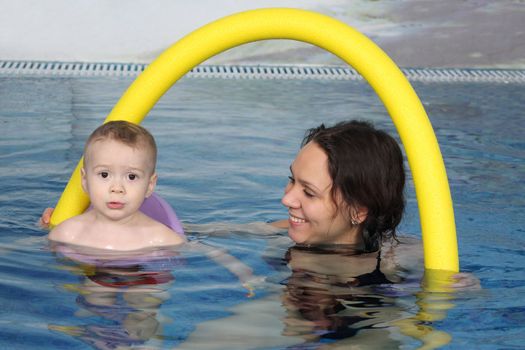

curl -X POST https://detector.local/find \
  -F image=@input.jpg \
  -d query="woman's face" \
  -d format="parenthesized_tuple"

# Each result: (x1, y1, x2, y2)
(281, 142, 362, 245)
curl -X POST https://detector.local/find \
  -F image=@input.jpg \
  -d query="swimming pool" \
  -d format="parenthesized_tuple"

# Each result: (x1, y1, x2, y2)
(0, 67, 524, 349)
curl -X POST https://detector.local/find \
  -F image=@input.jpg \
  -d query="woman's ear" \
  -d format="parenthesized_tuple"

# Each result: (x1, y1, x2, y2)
(146, 173, 158, 198)
(351, 205, 368, 225)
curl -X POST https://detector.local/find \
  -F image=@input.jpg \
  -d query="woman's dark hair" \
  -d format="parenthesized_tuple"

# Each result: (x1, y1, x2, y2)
(302, 120, 405, 252)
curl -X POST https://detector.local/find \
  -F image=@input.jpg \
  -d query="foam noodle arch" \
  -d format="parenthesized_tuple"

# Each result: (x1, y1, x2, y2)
(50, 8, 459, 272)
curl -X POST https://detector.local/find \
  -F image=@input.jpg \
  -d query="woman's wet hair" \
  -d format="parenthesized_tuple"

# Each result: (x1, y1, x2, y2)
(302, 120, 406, 252)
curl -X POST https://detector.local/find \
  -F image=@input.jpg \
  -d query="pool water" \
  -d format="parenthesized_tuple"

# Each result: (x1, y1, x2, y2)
(0, 74, 524, 349)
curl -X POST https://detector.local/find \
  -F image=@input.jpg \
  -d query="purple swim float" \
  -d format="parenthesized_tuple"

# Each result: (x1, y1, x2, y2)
(139, 192, 184, 235)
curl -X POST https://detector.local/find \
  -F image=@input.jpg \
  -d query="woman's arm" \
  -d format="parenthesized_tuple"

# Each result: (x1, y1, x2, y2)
(184, 221, 285, 236)
(269, 219, 288, 229)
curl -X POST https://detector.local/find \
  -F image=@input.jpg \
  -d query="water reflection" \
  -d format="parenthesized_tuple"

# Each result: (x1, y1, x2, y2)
(279, 245, 402, 347)
(48, 244, 181, 349)
(282, 246, 462, 349)
(180, 241, 456, 349)
(46, 239, 459, 349)
(281, 245, 458, 349)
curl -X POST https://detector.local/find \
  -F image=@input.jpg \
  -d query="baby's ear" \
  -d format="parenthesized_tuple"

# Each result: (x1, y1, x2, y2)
(146, 173, 158, 198)
(80, 167, 88, 194)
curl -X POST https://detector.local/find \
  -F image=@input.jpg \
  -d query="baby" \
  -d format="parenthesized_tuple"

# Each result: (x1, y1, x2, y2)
(48, 120, 185, 250)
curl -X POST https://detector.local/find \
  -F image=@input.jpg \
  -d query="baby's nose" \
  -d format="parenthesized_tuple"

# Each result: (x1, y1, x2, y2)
(110, 181, 125, 193)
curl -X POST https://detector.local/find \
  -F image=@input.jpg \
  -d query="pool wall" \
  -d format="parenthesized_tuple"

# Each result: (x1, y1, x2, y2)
(2, 1, 524, 68)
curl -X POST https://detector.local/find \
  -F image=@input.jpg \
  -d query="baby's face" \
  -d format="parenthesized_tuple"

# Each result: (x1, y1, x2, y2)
(81, 139, 157, 222)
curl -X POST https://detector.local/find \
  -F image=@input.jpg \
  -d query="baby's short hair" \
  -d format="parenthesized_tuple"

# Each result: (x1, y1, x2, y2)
(84, 120, 157, 169)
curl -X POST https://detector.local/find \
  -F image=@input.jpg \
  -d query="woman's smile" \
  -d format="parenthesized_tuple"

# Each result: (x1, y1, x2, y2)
(289, 213, 307, 224)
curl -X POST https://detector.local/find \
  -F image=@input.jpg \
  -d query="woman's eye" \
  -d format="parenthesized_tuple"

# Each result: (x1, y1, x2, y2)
(128, 174, 137, 180)
(99, 172, 109, 179)
(303, 190, 314, 198)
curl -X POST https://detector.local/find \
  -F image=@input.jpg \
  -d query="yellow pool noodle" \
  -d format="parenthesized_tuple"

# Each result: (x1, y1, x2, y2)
(50, 8, 459, 272)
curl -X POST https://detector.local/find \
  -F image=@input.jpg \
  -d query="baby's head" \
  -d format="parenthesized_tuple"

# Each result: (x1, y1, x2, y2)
(81, 121, 159, 216)
(83, 120, 157, 173)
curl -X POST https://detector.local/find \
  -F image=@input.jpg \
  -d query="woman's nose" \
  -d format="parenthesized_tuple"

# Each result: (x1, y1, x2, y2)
(282, 185, 299, 209)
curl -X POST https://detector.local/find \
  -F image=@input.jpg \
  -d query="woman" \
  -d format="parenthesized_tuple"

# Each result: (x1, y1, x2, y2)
(271, 120, 405, 253)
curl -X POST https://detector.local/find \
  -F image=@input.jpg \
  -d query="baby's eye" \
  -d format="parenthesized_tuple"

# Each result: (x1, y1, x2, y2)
(128, 173, 138, 181)
(288, 176, 295, 184)
(99, 172, 109, 179)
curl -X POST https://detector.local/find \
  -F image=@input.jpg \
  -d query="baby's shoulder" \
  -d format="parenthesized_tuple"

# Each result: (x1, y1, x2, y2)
(48, 215, 88, 243)
(145, 217, 186, 246)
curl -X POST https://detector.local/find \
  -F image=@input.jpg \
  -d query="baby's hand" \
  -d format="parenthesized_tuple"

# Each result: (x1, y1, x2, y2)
(451, 272, 481, 290)
(38, 207, 54, 229)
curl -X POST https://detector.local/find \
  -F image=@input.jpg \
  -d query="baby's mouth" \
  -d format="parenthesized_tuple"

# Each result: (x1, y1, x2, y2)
(107, 201, 124, 209)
